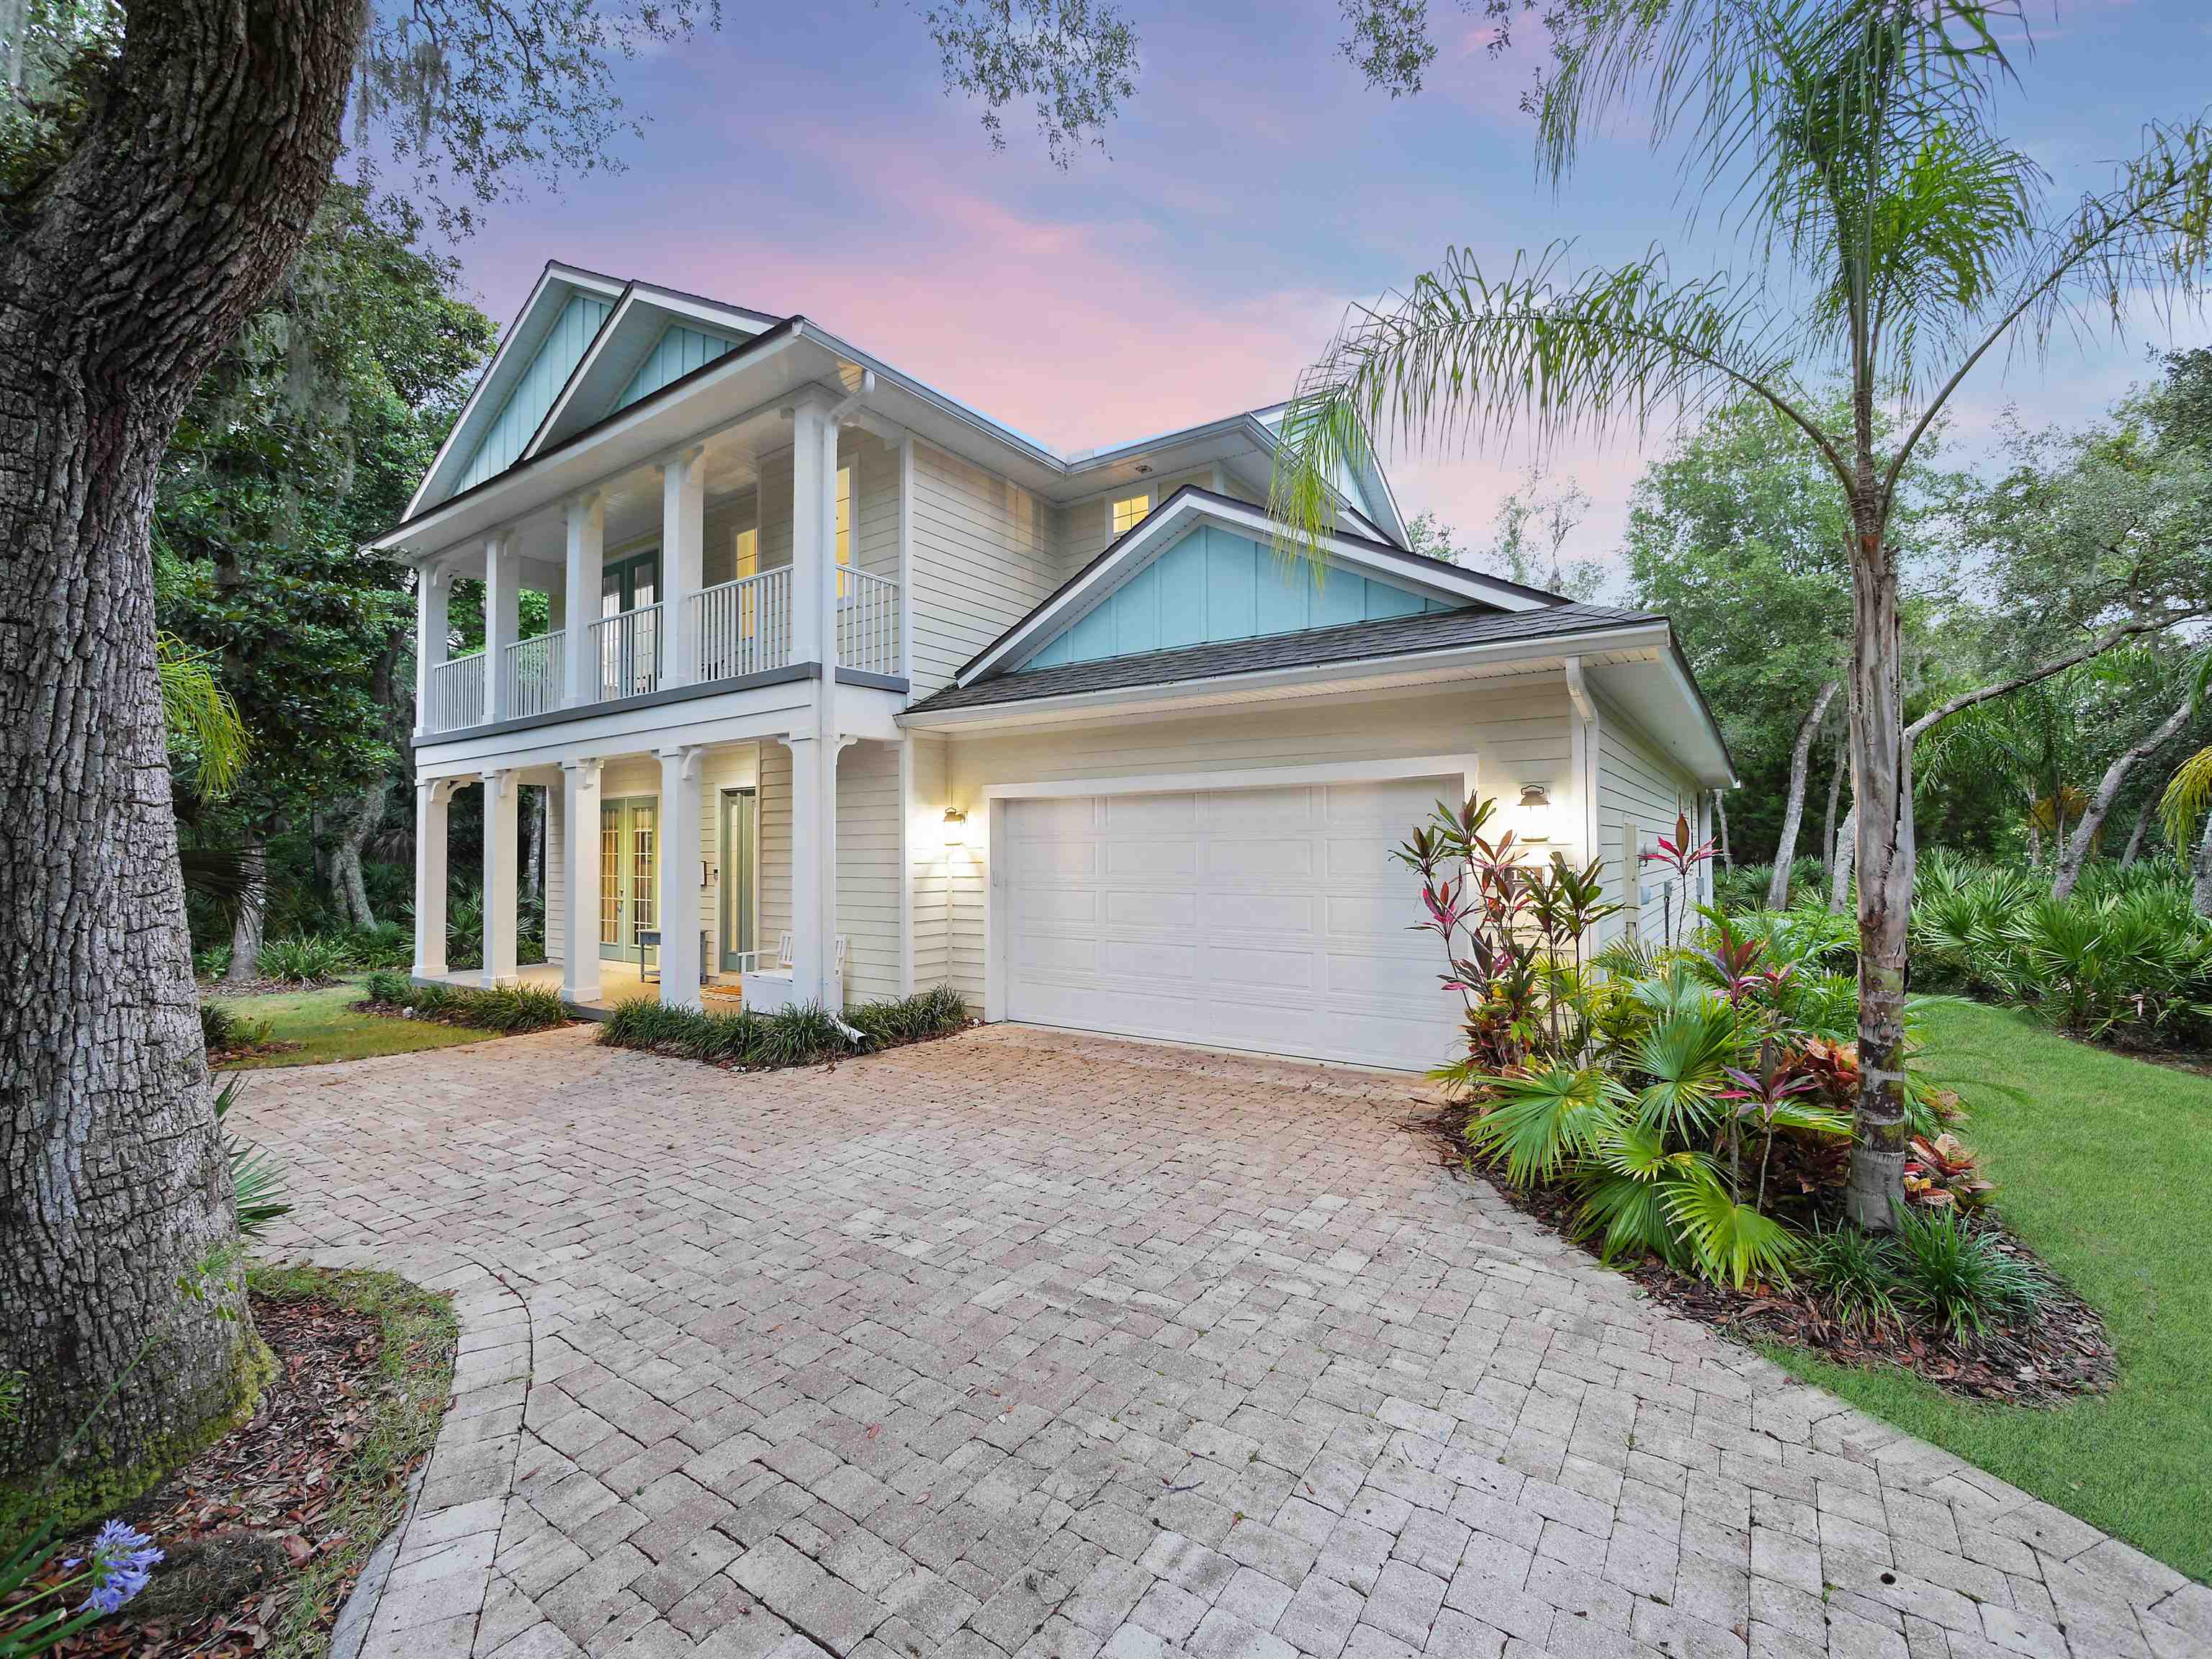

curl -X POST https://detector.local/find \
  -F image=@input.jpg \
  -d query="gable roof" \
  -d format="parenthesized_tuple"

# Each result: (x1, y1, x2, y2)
(525, 282, 781, 457)
(953, 486, 1565, 690)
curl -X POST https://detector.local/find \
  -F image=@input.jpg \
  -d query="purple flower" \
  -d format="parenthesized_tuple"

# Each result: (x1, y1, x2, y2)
(80, 1518, 162, 1615)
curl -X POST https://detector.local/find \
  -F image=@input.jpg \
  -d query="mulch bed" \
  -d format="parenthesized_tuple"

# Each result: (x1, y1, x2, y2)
(199, 977, 346, 997)
(49, 1291, 414, 1658)
(1416, 1107, 2116, 1407)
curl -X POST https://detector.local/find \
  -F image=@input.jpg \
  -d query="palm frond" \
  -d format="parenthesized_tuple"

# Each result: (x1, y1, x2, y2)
(2160, 745, 2212, 851)
(158, 634, 247, 798)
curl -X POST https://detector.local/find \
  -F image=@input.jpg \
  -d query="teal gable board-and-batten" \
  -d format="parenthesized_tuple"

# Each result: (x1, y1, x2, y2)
(1018, 523, 1461, 672)
(615, 325, 741, 412)
(457, 292, 611, 490)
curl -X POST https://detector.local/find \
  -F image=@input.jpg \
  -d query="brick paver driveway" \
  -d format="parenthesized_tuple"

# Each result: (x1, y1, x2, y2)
(243, 1024, 2203, 1659)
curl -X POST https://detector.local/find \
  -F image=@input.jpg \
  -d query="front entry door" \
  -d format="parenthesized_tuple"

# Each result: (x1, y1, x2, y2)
(598, 796, 658, 963)
(719, 788, 757, 973)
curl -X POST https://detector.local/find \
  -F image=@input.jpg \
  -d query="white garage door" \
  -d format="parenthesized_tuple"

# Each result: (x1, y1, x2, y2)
(997, 775, 1464, 1070)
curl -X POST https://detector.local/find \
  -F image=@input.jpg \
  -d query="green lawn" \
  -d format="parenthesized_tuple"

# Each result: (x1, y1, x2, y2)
(207, 977, 503, 1069)
(1767, 999, 2211, 1580)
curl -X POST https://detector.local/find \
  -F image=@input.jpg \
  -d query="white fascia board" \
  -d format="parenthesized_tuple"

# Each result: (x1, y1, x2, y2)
(953, 491, 1553, 690)
(909, 625, 1674, 732)
(405, 264, 625, 521)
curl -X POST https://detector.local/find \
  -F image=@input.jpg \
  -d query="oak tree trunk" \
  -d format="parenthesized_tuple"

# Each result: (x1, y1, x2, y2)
(1820, 730, 1845, 880)
(2051, 700, 2193, 901)
(0, 0, 361, 1499)
(331, 788, 384, 930)
(1766, 680, 1840, 909)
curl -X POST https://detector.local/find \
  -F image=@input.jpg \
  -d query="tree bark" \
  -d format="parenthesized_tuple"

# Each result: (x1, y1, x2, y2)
(1767, 680, 1840, 909)
(2119, 793, 2154, 870)
(225, 833, 269, 982)
(1830, 804, 1856, 914)
(2054, 700, 2195, 900)
(0, 0, 361, 1500)
(331, 787, 385, 930)
(1713, 788, 1731, 869)
(1820, 729, 1846, 878)
(522, 785, 544, 907)
(2195, 809, 2212, 920)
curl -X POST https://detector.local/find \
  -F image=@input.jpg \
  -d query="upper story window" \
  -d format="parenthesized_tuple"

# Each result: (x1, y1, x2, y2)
(732, 526, 758, 581)
(836, 464, 853, 597)
(1111, 493, 1150, 536)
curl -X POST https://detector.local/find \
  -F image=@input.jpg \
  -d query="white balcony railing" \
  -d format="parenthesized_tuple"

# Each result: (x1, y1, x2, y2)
(837, 569, 900, 678)
(431, 651, 485, 732)
(591, 602, 661, 701)
(688, 567, 791, 682)
(503, 631, 564, 719)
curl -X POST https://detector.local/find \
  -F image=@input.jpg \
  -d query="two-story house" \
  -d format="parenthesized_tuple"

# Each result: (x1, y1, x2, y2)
(375, 264, 1732, 1071)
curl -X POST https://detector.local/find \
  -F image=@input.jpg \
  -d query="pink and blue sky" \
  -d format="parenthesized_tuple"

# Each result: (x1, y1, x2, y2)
(450, 0, 2211, 570)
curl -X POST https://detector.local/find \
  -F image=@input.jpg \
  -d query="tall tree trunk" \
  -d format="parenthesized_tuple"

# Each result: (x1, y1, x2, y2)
(1829, 804, 1856, 914)
(0, 0, 361, 1500)
(225, 833, 269, 982)
(1713, 788, 1731, 869)
(1843, 464, 1912, 1231)
(2053, 700, 2194, 901)
(1766, 680, 1839, 909)
(1820, 729, 1846, 879)
(2194, 810, 2212, 919)
(331, 787, 384, 930)
(2119, 793, 2154, 870)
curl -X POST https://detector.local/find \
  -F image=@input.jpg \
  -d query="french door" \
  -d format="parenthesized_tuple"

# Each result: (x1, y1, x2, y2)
(598, 796, 658, 963)
(719, 788, 757, 973)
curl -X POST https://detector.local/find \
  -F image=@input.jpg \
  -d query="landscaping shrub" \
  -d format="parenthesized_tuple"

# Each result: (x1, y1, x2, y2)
(343, 921, 413, 971)
(1891, 1203, 2048, 1341)
(257, 931, 351, 985)
(192, 943, 231, 980)
(601, 985, 971, 1069)
(199, 1001, 273, 1056)
(359, 971, 570, 1033)
(1797, 1220, 1907, 1334)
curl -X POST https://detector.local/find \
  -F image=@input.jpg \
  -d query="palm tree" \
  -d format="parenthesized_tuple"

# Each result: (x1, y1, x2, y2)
(1271, 0, 2212, 1226)
(2158, 655, 2212, 916)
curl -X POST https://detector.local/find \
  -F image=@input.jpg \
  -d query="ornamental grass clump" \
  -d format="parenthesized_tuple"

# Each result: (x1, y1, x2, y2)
(359, 972, 569, 1033)
(600, 986, 970, 1069)
(1409, 794, 1944, 1293)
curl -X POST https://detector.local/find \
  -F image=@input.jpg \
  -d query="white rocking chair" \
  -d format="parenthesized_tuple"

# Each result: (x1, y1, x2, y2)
(742, 932, 847, 1013)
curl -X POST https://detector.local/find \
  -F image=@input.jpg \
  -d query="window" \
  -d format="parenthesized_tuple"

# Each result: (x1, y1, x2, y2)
(732, 527, 759, 638)
(1111, 493, 1150, 536)
(835, 464, 853, 598)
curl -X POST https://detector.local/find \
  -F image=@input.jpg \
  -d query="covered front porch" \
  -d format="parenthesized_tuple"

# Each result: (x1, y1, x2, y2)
(410, 721, 904, 1017)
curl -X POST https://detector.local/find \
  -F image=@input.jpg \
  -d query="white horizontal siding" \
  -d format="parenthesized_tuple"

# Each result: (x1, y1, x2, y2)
(1596, 700, 1700, 948)
(837, 740, 902, 1004)
(909, 735, 951, 995)
(909, 440, 1059, 700)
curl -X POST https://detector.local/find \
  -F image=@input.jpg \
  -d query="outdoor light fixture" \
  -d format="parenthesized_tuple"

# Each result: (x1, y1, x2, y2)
(942, 806, 968, 845)
(1517, 784, 1553, 842)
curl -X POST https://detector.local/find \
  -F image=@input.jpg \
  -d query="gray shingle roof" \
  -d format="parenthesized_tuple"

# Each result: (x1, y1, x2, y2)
(906, 602, 1664, 715)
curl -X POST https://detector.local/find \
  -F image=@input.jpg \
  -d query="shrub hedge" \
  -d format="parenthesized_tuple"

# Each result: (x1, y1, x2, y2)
(599, 984, 970, 1069)
(359, 971, 572, 1033)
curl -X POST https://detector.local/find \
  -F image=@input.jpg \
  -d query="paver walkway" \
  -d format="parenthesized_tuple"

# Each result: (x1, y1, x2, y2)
(240, 1024, 2204, 1659)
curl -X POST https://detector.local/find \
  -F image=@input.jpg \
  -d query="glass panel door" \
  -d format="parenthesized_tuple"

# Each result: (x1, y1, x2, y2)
(597, 795, 659, 963)
(719, 788, 756, 973)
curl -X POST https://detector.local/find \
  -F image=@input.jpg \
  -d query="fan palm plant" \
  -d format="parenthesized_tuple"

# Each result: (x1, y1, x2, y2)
(1270, 0, 2212, 1226)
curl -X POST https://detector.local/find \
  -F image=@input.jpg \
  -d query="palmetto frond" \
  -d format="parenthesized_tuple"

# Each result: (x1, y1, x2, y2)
(1663, 1175, 1801, 1290)
(2162, 745, 2212, 851)
(158, 633, 247, 798)
(1632, 1001, 1744, 1139)
(1463, 1064, 1632, 1187)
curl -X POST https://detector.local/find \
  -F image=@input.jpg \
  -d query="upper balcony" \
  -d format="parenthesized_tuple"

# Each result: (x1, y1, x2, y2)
(421, 565, 902, 737)
(410, 388, 906, 744)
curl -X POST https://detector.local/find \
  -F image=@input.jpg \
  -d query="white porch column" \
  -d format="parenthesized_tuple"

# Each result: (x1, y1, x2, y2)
(783, 732, 845, 1010)
(481, 768, 520, 986)
(563, 491, 603, 707)
(562, 758, 603, 1004)
(414, 566, 450, 735)
(789, 397, 830, 670)
(412, 779, 452, 977)
(661, 448, 706, 687)
(484, 533, 520, 721)
(657, 745, 704, 1010)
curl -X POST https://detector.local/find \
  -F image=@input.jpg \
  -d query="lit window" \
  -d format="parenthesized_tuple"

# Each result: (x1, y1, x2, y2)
(733, 526, 758, 580)
(1111, 493, 1150, 536)
(836, 465, 853, 598)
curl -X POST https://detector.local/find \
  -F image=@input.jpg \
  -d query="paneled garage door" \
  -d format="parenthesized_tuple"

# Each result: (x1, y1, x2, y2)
(997, 775, 1463, 1069)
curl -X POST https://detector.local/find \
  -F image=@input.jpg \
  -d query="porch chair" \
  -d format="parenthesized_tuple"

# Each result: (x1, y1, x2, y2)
(742, 932, 846, 1013)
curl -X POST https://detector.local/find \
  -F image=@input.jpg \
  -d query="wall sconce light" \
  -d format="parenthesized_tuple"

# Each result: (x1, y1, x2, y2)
(942, 806, 968, 846)
(1517, 783, 1553, 842)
